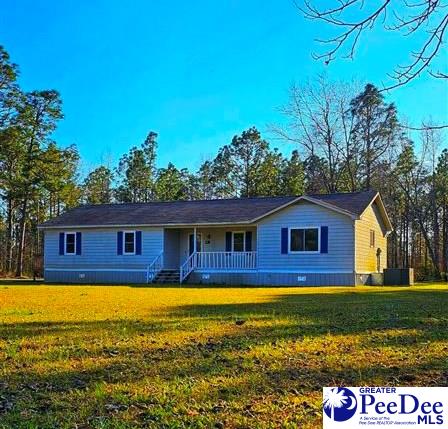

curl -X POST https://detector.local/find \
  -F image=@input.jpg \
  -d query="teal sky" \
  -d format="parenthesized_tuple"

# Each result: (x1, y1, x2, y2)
(1, 1, 447, 176)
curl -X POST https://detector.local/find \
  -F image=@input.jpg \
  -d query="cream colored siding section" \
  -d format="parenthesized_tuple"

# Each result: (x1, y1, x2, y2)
(355, 202, 388, 273)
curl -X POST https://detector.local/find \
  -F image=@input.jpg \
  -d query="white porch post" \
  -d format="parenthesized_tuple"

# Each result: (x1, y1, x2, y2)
(193, 227, 197, 253)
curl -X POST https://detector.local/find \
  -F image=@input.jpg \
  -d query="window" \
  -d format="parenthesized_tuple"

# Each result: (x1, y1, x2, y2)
(123, 231, 135, 254)
(65, 232, 76, 255)
(289, 228, 319, 253)
(370, 230, 375, 248)
(232, 232, 245, 252)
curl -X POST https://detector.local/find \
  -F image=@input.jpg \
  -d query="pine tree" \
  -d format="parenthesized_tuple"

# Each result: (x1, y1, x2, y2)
(281, 150, 305, 195)
(350, 84, 399, 190)
(83, 166, 113, 204)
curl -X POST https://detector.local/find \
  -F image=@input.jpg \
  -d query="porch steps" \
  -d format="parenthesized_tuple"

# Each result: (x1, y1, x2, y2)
(153, 269, 181, 284)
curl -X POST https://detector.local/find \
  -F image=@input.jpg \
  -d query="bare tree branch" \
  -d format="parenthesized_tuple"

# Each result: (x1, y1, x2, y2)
(301, 0, 448, 91)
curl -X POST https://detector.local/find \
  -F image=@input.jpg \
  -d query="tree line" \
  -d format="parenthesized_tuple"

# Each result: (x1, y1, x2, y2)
(0, 46, 446, 279)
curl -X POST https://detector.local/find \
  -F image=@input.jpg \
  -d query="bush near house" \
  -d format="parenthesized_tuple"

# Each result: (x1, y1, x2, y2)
(0, 283, 447, 428)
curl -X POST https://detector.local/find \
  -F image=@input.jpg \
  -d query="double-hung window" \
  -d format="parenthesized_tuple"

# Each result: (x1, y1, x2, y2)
(123, 231, 136, 255)
(65, 232, 76, 255)
(289, 227, 319, 253)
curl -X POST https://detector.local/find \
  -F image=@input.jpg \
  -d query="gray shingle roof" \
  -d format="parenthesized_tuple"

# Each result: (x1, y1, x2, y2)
(39, 190, 378, 228)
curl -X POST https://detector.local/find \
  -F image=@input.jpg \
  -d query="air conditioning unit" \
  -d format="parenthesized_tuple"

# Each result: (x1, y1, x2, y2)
(384, 268, 414, 286)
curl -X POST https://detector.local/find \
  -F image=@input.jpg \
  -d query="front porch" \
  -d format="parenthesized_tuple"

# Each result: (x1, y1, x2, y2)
(148, 226, 258, 283)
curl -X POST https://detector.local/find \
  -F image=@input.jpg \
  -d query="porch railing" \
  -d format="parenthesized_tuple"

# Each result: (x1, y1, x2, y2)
(196, 251, 257, 270)
(147, 251, 164, 283)
(180, 252, 196, 283)
(180, 251, 257, 283)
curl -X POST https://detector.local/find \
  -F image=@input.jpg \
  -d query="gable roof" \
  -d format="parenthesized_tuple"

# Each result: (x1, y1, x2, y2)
(39, 190, 385, 229)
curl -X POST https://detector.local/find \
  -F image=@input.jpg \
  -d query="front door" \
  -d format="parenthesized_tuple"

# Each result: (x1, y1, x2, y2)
(189, 233, 202, 255)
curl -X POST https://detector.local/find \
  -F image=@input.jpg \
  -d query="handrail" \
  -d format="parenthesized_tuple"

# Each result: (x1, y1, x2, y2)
(179, 251, 257, 283)
(180, 251, 197, 284)
(147, 251, 164, 283)
(196, 251, 257, 269)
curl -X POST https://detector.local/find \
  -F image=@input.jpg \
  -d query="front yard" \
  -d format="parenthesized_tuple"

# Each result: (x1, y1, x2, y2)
(0, 283, 447, 428)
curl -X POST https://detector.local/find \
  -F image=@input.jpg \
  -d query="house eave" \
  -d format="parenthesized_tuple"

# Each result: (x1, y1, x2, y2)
(250, 195, 358, 223)
(359, 192, 393, 234)
(37, 220, 258, 230)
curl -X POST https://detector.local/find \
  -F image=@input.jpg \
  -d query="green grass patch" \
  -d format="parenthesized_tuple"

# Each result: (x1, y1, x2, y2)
(0, 283, 447, 428)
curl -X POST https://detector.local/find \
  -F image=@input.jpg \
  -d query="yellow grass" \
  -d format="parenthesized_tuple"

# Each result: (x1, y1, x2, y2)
(0, 283, 447, 428)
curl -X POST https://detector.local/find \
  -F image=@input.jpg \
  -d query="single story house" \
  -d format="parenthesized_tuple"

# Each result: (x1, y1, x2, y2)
(38, 190, 392, 286)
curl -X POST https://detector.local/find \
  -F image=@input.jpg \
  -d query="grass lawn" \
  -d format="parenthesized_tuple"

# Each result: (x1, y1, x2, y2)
(0, 283, 447, 428)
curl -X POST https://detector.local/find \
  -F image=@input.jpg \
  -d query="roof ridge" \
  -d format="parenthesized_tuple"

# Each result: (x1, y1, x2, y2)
(75, 191, 377, 209)
(77, 195, 297, 209)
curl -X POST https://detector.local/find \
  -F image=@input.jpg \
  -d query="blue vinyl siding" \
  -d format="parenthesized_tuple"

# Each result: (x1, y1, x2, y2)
(44, 227, 163, 270)
(257, 201, 354, 271)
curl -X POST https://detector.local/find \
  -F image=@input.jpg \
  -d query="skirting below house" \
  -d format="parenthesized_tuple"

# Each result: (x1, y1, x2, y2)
(44, 269, 147, 284)
(45, 268, 369, 286)
(187, 271, 356, 286)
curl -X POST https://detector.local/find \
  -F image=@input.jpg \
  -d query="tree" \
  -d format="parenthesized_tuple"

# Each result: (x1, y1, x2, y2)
(281, 150, 305, 195)
(195, 160, 216, 199)
(209, 127, 275, 197)
(274, 78, 357, 193)
(350, 84, 399, 190)
(154, 163, 189, 201)
(0, 45, 19, 128)
(115, 131, 158, 202)
(301, 1, 448, 91)
(436, 149, 448, 276)
(253, 149, 285, 196)
(14, 90, 63, 277)
(0, 45, 20, 273)
(83, 166, 113, 204)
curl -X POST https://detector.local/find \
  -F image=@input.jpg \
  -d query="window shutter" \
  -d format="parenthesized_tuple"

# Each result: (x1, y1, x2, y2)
(136, 231, 142, 255)
(245, 231, 252, 251)
(76, 232, 82, 255)
(225, 232, 232, 252)
(281, 228, 288, 254)
(321, 226, 328, 253)
(59, 233, 65, 255)
(117, 231, 123, 255)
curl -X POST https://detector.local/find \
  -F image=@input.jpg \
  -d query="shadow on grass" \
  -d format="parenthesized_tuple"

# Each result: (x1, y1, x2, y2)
(1, 287, 447, 427)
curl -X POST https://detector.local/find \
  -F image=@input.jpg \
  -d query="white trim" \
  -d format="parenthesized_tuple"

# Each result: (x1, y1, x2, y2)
(232, 231, 246, 252)
(288, 226, 320, 254)
(40, 221, 254, 229)
(123, 230, 136, 255)
(64, 232, 77, 255)
(45, 268, 147, 272)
